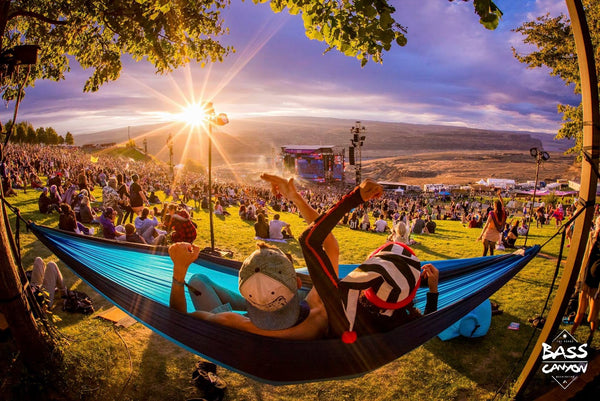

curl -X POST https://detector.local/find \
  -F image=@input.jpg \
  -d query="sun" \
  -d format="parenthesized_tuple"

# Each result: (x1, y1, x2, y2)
(177, 102, 212, 127)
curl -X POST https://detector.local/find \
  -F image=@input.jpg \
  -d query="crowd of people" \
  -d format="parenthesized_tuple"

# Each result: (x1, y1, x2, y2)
(1, 142, 598, 346)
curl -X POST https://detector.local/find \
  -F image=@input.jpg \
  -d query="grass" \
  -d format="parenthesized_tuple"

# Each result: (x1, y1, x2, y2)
(0, 187, 592, 401)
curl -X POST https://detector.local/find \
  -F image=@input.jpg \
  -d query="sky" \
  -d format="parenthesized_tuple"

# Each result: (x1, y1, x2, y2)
(0, 0, 581, 136)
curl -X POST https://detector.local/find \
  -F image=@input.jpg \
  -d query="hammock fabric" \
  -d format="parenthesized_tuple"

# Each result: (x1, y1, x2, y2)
(29, 223, 540, 384)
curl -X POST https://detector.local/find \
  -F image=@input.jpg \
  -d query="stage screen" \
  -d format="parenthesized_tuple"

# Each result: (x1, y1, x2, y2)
(332, 155, 344, 180)
(295, 156, 324, 181)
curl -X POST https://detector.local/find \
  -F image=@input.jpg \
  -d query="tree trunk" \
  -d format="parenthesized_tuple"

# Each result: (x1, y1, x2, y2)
(0, 162, 55, 372)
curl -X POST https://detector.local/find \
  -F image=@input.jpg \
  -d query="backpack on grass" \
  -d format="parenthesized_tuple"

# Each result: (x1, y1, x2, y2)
(62, 290, 94, 314)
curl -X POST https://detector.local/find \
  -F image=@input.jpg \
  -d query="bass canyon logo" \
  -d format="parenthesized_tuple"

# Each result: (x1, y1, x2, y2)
(541, 329, 589, 389)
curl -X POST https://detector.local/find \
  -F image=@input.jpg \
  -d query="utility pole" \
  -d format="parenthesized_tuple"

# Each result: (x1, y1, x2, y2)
(350, 121, 366, 185)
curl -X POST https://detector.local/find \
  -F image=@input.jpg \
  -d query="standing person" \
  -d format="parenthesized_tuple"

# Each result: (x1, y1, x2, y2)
(269, 214, 293, 240)
(477, 191, 506, 256)
(571, 216, 600, 346)
(117, 173, 133, 225)
(77, 171, 95, 201)
(129, 174, 148, 217)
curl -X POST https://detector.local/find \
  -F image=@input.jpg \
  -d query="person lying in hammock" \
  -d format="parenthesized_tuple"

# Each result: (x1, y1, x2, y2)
(169, 241, 328, 340)
(263, 174, 439, 343)
(169, 174, 438, 342)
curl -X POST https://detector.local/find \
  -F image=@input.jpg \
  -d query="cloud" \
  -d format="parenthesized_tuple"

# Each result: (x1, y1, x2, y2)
(0, 1, 576, 137)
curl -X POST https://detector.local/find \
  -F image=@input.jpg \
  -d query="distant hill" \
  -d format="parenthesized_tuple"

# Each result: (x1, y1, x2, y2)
(74, 116, 573, 168)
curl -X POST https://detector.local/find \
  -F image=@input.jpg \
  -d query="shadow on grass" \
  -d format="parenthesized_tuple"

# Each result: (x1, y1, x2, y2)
(414, 242, 455, 260)
(511, 275, 559, 290)
(423, 311, 541, 392)
(137, 331, 204, 400)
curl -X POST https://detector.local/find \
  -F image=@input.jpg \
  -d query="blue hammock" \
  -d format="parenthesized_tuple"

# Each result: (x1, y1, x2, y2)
(29, 223, 540, 384)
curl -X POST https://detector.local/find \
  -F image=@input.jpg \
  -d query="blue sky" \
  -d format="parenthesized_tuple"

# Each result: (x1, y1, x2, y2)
(0, 0, 580, 136)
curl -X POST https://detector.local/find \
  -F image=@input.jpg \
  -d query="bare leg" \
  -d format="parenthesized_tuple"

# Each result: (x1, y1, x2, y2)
(43, 261, 67, 307)
(571, 291, 589, 335)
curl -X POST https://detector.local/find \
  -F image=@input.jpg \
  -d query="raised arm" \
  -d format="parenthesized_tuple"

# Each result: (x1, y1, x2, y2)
(169, 242, 201, 313)
(261, 173, 340, 271)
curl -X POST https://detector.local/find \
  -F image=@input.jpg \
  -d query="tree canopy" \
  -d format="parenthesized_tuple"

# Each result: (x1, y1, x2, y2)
(0, 0, 502, 102)
(512, 0, 599, 158)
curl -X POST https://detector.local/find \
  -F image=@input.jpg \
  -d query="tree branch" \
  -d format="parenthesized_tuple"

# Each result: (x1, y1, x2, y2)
(8, 10, 68, 25)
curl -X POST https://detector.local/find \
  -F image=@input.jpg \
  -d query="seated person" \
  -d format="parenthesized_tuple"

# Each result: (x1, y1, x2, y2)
(518, 222, 529, 236)
(79, 195, 99, 224)
(504, 220, 520, 248)
(38, 187, 54, 214)
(99, 207, 125, 240)
(254, 213, 270, 239)
(269, 214, 292, 240)
(124, 223, 147, 244)
(30, 257, 67, 308)
(388, 221, 411, 245)
(58, 203, 94, 235)
(412, 214, 425, 234)
(348, 212, 360, 230)
(361, 213, 370, 231)
(425, 217, 436, 234)
(169, 208, 197, 244)
(135, 207, 166, 245)
(373, 216, 388, 233)
(30, 172, 43, 189)
(148, 191, 160, 204)
(239, 204, 247, 220)
(214, 200, 230, 216)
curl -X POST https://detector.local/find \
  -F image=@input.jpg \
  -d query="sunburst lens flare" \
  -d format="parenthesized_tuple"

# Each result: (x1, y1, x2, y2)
(177, 102, 213, 127)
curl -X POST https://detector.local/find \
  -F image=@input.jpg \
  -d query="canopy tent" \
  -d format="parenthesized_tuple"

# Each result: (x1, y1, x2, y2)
(29, 223, 540, 384)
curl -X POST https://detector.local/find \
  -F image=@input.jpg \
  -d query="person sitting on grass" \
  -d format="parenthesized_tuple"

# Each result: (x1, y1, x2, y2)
(135, 207, 166, 245)
(30, 257, 67, 309)
(214, 200, 230, 216)
(169, 208, 197, 244)
(124, 223, 147, 244)
(79, 194, 100, 224)
(38, 187, 59, 214)
(99, 207, 125, 240)
(254, 213, 270, 239)
(269, 214, 293, 240)
(58, 203, 94, 235)
(373, 215, 389, 233)
(424, 216, 436, 234)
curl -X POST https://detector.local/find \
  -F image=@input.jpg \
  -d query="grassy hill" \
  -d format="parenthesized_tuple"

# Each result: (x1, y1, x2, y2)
(0, 186, 589, 400)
